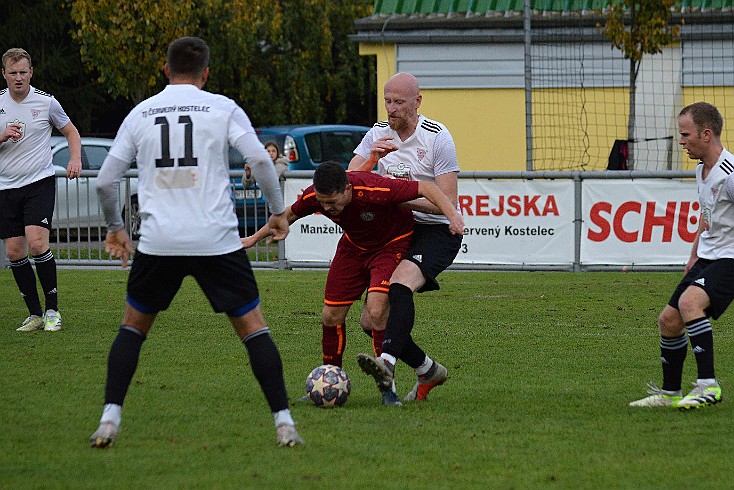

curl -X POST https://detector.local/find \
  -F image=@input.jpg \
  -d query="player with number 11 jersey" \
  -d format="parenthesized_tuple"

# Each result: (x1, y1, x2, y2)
(105, 84, 279, 256)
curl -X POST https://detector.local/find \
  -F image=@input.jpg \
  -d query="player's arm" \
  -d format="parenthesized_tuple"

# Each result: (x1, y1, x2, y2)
(59, 121, 82, 179)
(97, 153, 133, 267)
(684, 217, 704, 275)
(241, 206, 300, 248)
(402, 171, 459, 215)
(417, 180, 464, 235)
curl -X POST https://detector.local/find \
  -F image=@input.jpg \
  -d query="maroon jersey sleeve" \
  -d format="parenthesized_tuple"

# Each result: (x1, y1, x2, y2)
(289, 184, 321, 218)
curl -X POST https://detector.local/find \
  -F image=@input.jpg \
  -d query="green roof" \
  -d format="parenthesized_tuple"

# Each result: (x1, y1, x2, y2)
(371, 0, 733, 15)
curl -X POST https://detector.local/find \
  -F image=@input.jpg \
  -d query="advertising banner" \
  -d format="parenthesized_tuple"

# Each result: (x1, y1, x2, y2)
(581, 179, 699, 265)
(284, 178, 340, 262)
(284, 178, 576, 265)
(455, 180, 575, 264)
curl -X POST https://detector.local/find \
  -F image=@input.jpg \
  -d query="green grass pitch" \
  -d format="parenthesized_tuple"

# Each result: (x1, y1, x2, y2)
(1, 269, 733, 488)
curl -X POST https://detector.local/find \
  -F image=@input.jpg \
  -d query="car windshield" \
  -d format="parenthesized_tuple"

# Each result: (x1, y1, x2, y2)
(303, 131, 364, 164)
(52, 145, 110, 170)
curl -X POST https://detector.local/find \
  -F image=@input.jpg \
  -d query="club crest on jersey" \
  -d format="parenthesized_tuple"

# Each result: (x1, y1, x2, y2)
(416, 148, 426, 161)
(360, 211, 375, 221)
(386, 162, 410, 180)
(31, 109, 41, 119)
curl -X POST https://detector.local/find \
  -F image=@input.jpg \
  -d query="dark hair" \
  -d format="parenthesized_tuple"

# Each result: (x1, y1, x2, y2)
(313, 161, 348, 195)
(680, 102, 723, 137)
(264, 141, 281, 153)
(166, 37, 209, 77)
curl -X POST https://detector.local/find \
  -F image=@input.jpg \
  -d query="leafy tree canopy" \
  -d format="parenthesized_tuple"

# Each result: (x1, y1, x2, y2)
(70, 0, 375, 125)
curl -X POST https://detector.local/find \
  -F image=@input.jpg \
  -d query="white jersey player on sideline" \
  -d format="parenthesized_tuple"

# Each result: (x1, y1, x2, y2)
(1, 47, 82, 333)
(89, 36, 303, 448)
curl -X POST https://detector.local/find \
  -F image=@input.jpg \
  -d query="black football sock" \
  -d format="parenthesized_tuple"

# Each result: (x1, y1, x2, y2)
(105, 326, 147, 406)
(33, 249, 58, 311)
(660, 333, 687, 392)
(400, 338, 427, 370)
(382, 283, 415, 360)
(10, 257, 42, 316)
(243, 328, 289, 413)
(686, 317, 716, 380)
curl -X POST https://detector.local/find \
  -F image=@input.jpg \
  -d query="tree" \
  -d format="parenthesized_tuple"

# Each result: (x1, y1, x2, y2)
(69, 0, 375, 125)
(601, 0, 680, 168)
(71, 0, 199, 105)
(0, 0, 115, 133)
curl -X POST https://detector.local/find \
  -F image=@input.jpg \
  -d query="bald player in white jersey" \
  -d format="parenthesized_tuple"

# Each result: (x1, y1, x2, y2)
(631, 102, 734, 410)
(0, 47, 82, 333)
(351, 72, 463, 405)
(89, 37, 303, 448)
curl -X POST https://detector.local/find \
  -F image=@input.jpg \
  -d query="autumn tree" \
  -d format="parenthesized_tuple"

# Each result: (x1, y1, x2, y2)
(71, 0, 199, 105)
(0, 0, 110, 132)
(601, 0, 680, 168)
(69, 0, 375, 125)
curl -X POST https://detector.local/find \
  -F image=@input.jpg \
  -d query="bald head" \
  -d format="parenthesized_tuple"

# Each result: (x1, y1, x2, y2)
(383, 73, 421, 137)
(384, 72, 420, 98)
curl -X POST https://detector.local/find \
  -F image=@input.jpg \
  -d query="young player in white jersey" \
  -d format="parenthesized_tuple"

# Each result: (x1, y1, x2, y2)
(0, 48, 82, 333)
(89, 37, 303, 448)
(350, 72, 464, 405)
(631, 102, 734, 409)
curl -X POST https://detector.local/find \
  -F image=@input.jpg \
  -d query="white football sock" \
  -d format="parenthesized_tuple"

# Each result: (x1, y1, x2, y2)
(100, 403, 122, 427)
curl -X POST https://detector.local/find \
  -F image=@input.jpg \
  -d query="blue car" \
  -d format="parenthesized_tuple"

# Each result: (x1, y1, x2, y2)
(230, 124, 371, 236)
(256, 124, 371, 170)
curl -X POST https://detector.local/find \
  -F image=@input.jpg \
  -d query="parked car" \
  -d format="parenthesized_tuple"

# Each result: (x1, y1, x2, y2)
(255, 124, 371, 170)
(51, 137, 139, 237)
(228, 125, 370, 236)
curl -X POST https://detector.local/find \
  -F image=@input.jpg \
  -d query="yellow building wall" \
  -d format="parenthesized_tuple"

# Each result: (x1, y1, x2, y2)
(359, 43, 526, 171)
(359, 43, 734, 172)
(682, 88, 734, 170)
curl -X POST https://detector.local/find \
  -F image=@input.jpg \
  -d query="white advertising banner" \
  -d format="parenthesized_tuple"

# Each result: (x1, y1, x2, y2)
(581, 179, 699, 265)
(455, 180, 575, 264)
(284, 178, 340, 262)
(284, 178, 576, 265)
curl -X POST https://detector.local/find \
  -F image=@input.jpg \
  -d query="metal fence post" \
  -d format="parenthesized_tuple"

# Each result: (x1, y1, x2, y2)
(0, 239, 8, 268)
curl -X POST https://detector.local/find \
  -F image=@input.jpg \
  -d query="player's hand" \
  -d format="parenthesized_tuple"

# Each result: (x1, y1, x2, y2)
(683, 255, 697, 276)
(267, 213, 290, 242)
(66, 158, 82, 179)
(2, 123, 22, 143)
(105, 228, 133, 268)
(369, 136, 399, 162)
(448, 212, 465, 236)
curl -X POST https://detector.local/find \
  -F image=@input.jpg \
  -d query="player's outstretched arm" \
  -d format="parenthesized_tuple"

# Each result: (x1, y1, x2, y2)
(417, 181, 465, 235)
(241, 206, 298, 248)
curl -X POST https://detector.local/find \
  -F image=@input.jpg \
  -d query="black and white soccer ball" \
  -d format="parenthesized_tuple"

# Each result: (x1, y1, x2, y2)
(305, 364, 351, 408)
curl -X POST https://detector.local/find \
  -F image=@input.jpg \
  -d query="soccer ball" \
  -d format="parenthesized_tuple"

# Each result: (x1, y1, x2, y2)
(305, 364, 351, 408)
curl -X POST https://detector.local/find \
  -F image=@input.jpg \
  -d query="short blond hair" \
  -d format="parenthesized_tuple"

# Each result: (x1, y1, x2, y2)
(2, 48, 31, 71)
